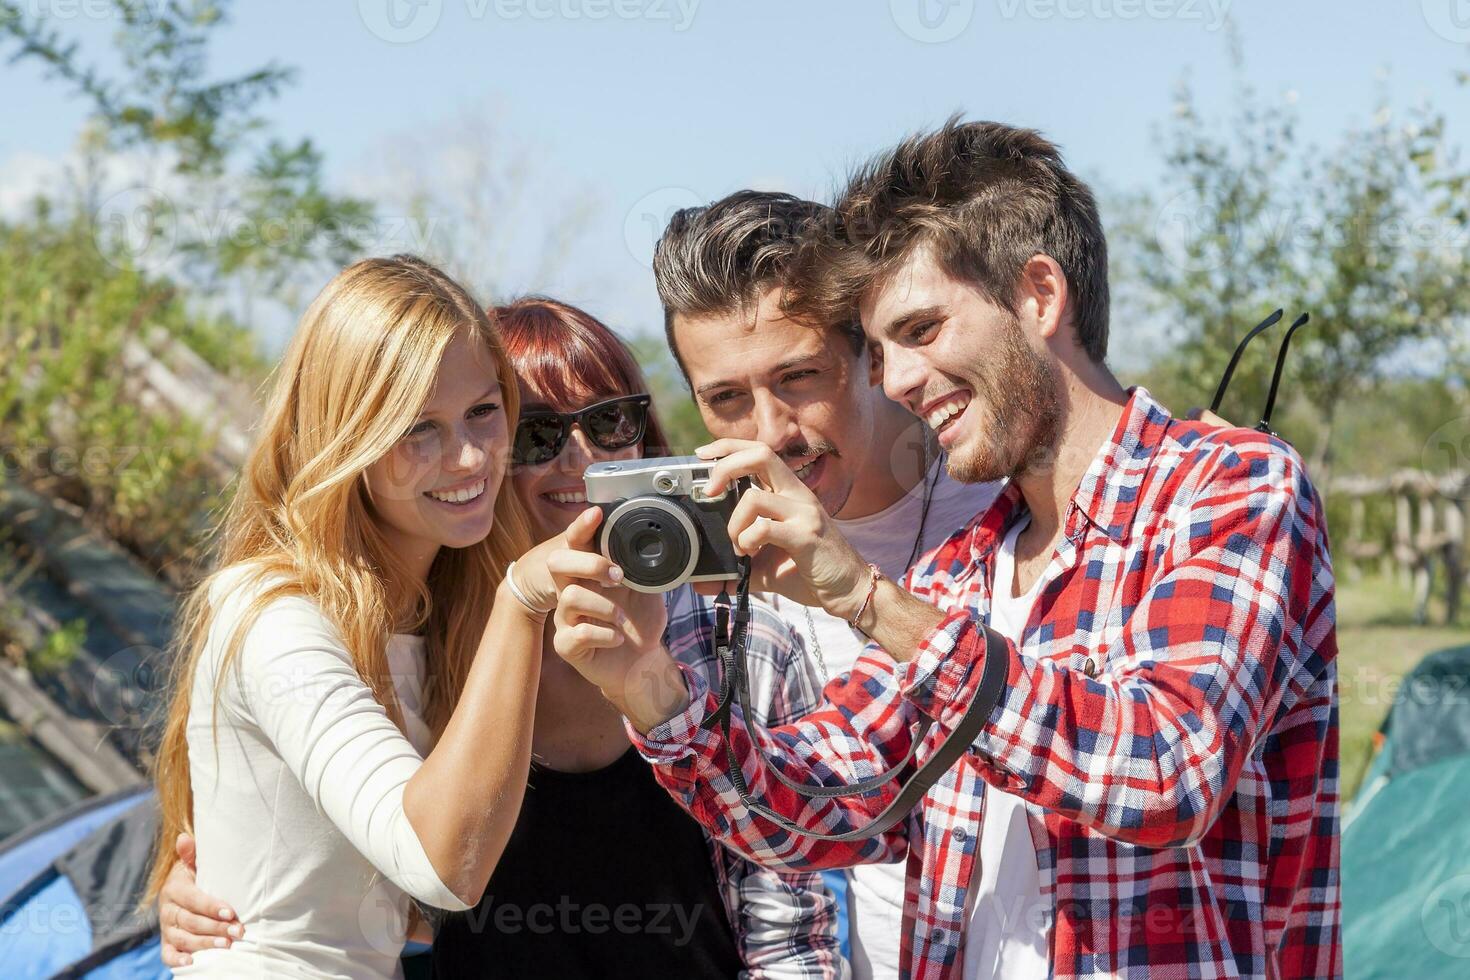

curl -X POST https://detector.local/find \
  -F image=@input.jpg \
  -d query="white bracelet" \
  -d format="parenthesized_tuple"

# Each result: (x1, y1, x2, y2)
(504, 560, 554, 615)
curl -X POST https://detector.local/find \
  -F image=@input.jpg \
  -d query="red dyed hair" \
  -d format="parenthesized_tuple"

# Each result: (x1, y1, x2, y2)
(494, 296, 672, 457)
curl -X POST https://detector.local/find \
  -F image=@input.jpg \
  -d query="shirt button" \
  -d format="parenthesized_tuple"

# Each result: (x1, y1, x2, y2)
(951, 826, 967, 843)
(1082, 657, 1098, 677)
(930, 927, 945, 942)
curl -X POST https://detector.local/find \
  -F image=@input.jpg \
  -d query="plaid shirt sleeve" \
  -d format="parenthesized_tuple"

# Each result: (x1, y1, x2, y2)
(633, 432, 1330, 863)
(664, 589, 849, 980)
(903, 435, 1335, 849)
(629, 642, 917, 874)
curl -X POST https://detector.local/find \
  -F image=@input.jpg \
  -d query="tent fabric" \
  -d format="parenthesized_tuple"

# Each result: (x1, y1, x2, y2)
(1372, 645, 1470, 780)
(0, 789, 151, 902)
(56, 795, 160, 951)
(0, 789, 166, 980)
(1342, 752, 1470, 976)
(1342, 644, 1470, 978)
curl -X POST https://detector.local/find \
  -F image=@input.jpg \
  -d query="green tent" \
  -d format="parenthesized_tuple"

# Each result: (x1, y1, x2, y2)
(1342, 644, 1470, 977)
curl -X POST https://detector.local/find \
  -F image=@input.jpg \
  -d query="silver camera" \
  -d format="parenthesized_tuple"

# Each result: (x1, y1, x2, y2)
(584, 456, 747, 593)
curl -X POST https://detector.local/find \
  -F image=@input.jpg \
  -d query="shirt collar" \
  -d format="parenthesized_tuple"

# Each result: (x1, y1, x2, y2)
(965, 386, 1171, 564)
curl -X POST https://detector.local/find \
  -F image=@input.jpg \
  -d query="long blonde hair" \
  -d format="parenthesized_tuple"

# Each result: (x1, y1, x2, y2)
(145, 255, 531, 904)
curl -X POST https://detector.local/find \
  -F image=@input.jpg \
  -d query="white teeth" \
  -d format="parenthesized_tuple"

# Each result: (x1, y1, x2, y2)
(547, 490, 587, 505)
(427, 480, 485, 504)
(793, 456, 819, 481)
(926, 393, 971, 431)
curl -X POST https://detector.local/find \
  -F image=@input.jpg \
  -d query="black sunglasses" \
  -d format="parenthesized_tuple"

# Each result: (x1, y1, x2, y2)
(512, 393, 651, 466)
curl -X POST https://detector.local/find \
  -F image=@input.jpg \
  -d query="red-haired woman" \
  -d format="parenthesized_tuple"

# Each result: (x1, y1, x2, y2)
(158, 298, 847, 979)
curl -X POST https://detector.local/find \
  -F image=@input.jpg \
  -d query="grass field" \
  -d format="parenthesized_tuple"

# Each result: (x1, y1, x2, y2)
(1334, 571, 1469, 800)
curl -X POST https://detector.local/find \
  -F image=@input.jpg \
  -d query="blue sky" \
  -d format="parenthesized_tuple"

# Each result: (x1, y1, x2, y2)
(3, 1, 1466, 361)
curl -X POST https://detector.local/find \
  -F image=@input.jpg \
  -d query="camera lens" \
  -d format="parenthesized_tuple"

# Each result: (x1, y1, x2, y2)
(606, 505, 694, 590)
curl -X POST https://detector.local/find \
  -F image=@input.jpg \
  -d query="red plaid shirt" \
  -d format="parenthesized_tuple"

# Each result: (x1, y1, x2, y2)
(631, 388, 1341, 980)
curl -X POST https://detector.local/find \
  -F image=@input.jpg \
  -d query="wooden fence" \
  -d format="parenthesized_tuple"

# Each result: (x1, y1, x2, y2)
(1332, 470, 1469, 625)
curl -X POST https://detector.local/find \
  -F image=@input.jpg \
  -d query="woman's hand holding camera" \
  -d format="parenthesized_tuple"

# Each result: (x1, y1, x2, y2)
(546, 509, 691, 733)
(505, 507, 603, 615)
(696, 439, 873, 624)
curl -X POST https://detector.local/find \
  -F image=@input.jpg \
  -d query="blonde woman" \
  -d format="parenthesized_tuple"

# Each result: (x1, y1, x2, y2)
(146, 255, 611, 977)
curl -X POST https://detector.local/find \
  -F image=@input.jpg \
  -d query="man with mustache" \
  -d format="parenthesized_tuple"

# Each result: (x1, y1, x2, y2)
(553, 120, 1342, 980)
(653, 189, 1004, 980)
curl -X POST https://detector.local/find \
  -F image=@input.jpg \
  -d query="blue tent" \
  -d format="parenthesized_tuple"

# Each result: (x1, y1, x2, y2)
(0, 787, 165, 979)
(1342, 644, 1470, 977)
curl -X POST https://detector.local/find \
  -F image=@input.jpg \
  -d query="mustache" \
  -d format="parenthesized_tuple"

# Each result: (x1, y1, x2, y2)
(780, 442, 838, 465)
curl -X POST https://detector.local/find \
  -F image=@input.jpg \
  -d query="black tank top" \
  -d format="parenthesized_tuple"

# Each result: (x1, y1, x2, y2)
(430, 747, 741, 979)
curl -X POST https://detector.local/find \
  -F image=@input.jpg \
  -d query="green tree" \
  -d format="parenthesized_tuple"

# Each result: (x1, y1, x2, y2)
(1116, 64, 1469, 479)
(0, 0, 374, 292)
(627, 335, 710, 455)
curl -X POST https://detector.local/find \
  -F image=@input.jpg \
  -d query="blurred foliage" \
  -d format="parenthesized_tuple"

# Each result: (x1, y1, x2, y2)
(29, 617, 87, 675)
(0, 207, 258, 575)
(627, 335, 711, 455)
(1114, 54, 1470, 483)
(0, 0, 375, 293)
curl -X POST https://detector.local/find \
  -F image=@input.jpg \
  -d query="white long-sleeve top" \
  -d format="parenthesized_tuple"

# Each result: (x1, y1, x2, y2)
(175, 564, 470, 980)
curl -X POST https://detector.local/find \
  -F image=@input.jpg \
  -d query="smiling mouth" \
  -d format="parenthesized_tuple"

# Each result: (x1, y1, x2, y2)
(541, 487, 587, 507)
(425, 479, 487, 506)
(790, 452, 825, 487)
(925, 390, 972, 438)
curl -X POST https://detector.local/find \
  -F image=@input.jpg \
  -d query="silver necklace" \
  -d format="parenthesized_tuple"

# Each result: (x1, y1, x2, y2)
(803, 447, 942, 680)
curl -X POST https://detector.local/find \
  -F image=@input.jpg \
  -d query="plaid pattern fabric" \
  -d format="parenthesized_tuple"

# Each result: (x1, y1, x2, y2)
(633, 389, 1341, 980)
(662, 584, 848, 979)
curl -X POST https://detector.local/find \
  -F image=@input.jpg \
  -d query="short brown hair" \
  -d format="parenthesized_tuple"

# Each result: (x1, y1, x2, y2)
(652, 190, 864, 376)
(785, 118, 1110, 362)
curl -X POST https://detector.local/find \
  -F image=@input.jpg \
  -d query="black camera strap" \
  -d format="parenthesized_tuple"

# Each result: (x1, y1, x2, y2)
(700, 559, 1009, 841)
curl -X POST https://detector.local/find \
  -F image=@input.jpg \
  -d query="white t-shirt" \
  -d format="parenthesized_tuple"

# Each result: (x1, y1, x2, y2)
(961, 514, 1048, 978)
(177, 565, 468, 980)
(765, 458, 1002, 980)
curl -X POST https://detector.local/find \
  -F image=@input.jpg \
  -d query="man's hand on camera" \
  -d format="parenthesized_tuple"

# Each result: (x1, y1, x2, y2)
(548, 512, 690, 733)
(698, 439, 947, 663)
(696, 439, 873, 622)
